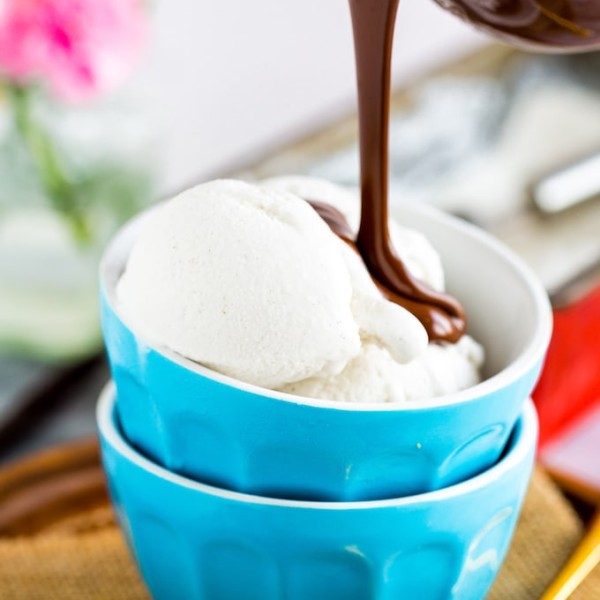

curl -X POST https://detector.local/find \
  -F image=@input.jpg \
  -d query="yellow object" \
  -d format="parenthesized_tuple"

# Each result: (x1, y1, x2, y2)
(541, 510, 600, 600)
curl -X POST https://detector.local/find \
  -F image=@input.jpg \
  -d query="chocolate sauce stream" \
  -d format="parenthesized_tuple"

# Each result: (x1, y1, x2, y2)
(433, 0, 600, 51)
(347, 0, 466, 343)
(309, 200, 465, 342)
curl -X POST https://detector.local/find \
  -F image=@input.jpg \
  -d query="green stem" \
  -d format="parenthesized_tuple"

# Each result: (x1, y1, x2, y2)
(8, 85, 91, 244)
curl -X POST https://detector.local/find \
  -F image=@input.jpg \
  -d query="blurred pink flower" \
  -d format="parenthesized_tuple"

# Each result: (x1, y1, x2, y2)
(0, 0, 147, 103)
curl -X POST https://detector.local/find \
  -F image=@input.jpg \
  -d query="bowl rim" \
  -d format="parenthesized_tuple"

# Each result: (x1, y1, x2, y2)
(100, 199, 552, 412)
(97, 382, 537, 510)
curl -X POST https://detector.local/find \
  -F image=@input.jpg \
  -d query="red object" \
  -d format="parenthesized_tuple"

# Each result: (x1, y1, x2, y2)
(533, 284, 600, 449)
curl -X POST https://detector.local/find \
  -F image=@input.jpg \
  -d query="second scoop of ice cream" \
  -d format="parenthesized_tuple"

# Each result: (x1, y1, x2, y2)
(265, 176, 484, 402)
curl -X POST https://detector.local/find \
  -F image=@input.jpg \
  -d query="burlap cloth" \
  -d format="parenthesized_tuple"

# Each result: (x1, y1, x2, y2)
(0, 468, 598, 599)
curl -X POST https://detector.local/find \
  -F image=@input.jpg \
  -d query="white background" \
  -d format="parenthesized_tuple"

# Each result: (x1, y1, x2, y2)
(138, 0, 487, 194)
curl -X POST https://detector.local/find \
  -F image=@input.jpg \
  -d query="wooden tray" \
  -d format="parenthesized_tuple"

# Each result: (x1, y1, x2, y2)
(0, 437, 108, 536)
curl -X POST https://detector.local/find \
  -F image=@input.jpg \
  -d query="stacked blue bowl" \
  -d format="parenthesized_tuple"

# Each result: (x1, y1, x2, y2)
(98, 202, 551, 600)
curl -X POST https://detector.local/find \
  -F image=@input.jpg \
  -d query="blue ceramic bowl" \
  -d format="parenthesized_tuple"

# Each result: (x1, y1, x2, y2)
(100, 202, 551, 501)
(98, 383, 537, 600)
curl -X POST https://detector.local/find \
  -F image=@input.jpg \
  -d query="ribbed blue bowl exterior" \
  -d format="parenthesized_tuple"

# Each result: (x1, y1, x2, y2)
(98, 386, 537, 600)
(101, 287, 542, 501)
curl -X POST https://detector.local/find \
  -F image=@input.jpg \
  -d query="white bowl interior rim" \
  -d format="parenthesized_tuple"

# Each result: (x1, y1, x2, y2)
(98, 382, 537, 510)
(101, 201, 552, 412)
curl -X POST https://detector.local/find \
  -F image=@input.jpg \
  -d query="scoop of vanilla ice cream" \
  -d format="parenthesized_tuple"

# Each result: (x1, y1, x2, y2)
(117, 179, 428, 389)
(263, 176, 484, 403)
(118, 180, 362, 388)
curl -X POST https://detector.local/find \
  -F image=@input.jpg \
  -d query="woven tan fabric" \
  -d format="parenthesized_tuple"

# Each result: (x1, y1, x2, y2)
(489, 468, 584, 599)
(0, 522, 148, 599)
(0, 468, 598, 599)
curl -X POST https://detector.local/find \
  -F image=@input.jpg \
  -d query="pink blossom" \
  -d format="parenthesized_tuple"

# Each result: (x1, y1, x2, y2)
(0, 0, 147, 103)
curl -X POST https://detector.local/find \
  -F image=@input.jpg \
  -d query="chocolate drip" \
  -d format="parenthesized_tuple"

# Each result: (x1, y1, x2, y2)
(308, 200, 355, 245)
(347, 0, 466, 343)
(434, 0, 600, 51)
(308, 200, 466, 343)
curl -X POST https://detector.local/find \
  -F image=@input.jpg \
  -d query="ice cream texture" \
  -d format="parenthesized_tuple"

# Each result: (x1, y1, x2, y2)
(117, 177, 483, 402)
